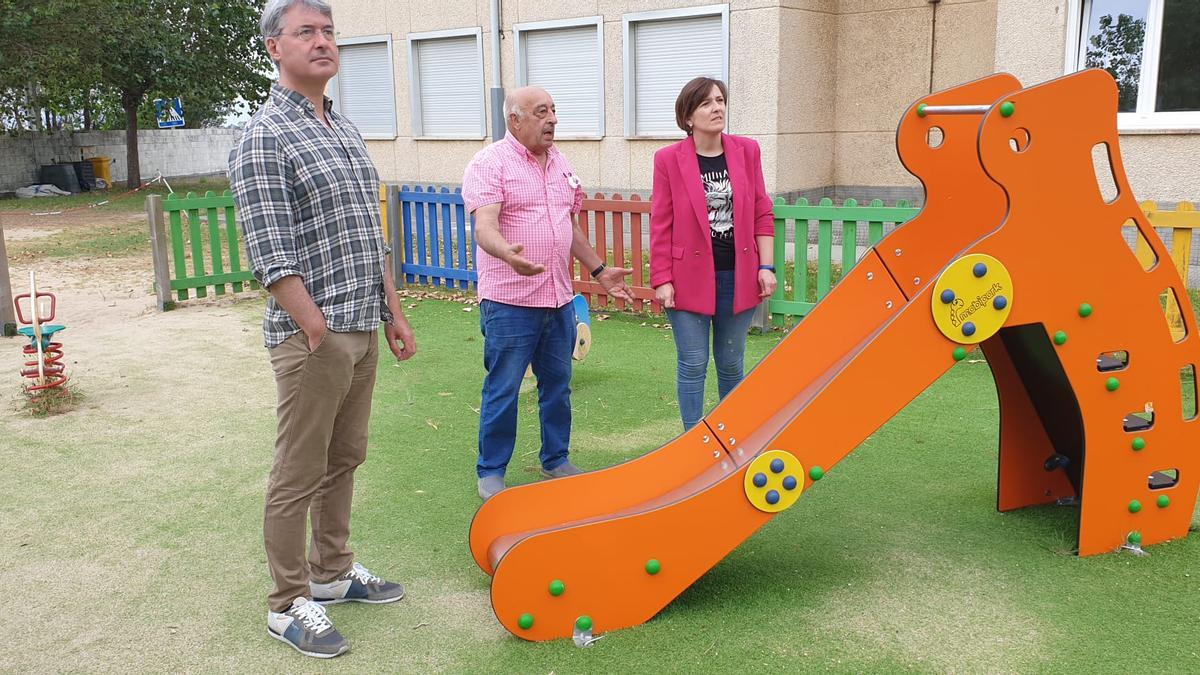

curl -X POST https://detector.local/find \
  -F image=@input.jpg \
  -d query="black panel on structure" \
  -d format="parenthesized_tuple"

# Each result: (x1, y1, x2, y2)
(997, 324, 1086, 496)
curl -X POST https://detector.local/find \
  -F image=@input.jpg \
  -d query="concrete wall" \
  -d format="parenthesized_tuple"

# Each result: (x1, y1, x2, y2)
(0, 128, 241, 192)
(832, 0, 997, 203)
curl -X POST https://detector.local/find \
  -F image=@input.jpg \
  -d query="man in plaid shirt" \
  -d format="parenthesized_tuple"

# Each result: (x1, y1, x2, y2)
(228, 0, 414, 659)
(463, 86, 634, 501)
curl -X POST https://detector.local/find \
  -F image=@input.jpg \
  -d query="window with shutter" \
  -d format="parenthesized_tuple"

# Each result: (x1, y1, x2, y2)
(515, 18, 604, 138)
(331, 37, 396, 139)
(623, 6, 729, 137)
(407, 28, 486, 138)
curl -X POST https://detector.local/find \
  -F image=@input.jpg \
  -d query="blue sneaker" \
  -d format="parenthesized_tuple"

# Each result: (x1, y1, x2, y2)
(267, 597, 348, 658)
(310, 562, 405, 605)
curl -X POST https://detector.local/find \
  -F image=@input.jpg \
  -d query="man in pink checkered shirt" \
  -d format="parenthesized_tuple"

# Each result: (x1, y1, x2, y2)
(463, 86, 633, 501)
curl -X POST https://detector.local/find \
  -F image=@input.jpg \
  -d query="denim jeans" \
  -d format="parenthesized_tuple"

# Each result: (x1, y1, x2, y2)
(477, 300, 575, 478)
(666, 270, 756, 430)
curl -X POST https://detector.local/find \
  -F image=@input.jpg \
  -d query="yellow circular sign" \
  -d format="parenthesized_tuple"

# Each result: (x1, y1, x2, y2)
(743, 450, 805, 513)
(930, 254, 1013, 345)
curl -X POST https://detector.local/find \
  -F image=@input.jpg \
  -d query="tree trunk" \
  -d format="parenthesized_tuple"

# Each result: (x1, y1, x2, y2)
(83, 90, 92, 131)
(123, 90, 141, 189)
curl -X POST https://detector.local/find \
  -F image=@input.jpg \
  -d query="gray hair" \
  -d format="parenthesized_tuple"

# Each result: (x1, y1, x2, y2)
(260, 0, 333, 40)
(502, 92, 524, 121)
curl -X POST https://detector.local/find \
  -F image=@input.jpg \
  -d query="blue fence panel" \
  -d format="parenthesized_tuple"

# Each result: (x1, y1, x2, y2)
(398, 186, 476, 288)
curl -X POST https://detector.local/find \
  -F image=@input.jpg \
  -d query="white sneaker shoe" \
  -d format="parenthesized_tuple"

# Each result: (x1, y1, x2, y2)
(267, 597, 349, 658)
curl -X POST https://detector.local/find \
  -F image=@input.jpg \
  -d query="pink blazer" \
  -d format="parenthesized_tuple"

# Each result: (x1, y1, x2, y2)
(649, 134, 775, 315)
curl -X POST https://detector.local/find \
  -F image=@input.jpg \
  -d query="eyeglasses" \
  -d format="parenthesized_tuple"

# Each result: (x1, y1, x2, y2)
(278, 26, 336, 42)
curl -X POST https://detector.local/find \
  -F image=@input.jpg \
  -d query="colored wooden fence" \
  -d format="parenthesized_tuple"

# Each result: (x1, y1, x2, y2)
(575, 193, 657, 312)
(769, 197, 918, 325)
(398, 186, 474, 290)
(394, 189, 922, 321)
(147, 190, 257, 311)
(1138, 200, 1200, 340)
(148, 188, 1200, 325)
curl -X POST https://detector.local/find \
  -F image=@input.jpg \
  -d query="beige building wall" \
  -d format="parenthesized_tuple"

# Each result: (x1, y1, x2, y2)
(330, 0, 810, 194)
(832, 0, 997, 201)
(328, 0, 1196, 202)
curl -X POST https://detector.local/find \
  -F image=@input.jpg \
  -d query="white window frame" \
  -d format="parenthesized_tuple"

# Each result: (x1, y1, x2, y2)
(513, 16, 605, 140)
(406, 27, 486, 139)
(622, 4, 730, 139)
(328, 34, 397, 140)
(1066, 0, 1200, 132)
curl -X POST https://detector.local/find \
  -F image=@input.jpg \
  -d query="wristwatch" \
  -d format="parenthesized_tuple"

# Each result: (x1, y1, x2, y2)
(758, 265, 776, 273)
(591, 263, 607, 278)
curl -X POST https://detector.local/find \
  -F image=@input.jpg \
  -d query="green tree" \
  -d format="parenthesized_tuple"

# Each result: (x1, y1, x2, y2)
(0, 0, 271, 187)
(88, 0, 271, 187)
(1085, 12, 1146, 113)
(0, 0, 100, 131)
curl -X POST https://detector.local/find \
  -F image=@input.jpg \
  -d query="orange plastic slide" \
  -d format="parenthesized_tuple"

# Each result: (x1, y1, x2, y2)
(468, 70, 1200, 642)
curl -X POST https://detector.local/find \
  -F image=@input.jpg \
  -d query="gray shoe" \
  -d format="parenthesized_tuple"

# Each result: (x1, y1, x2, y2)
(267, 597, 349, 658)
(541, 461, 583, 479)
(310, 562, 405, 605)
(478, 474, 506, 500)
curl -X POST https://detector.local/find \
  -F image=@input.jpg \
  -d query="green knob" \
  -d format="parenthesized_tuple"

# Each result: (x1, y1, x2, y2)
(1129, 500, 1142, 513)
(1105, 377, 1120, 392)
(952, 347, 967, 362)
(809, 466, 825, 481)
(1079, 303, 1093, 317)
(518, 613, 534, 630)
(645, 559, 661, 575)
(1132, 437, 1146, 451)
(999, 101, 1015, 118)
(1157, 495, 1170, 508)
(1128, 531, 1143, 545)
(549, 580, 565, 596)
(917, 103, 928, 118)
(575, 615, 593, 632)
(1053, 331, 1068, 346)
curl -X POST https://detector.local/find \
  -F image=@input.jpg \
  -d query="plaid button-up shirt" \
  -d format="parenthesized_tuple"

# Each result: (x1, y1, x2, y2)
(462, 134, 584, 308)
(229, 84, 391, 348)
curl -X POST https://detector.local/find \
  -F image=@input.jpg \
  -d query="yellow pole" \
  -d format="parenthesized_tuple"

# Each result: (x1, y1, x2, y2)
(380, 183, 389, 243)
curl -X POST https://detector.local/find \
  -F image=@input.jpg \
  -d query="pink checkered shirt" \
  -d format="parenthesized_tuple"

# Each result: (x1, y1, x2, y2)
(462, 134, 584, 308)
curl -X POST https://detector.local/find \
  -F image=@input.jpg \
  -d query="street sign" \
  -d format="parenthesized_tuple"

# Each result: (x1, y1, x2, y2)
(154, 97, 185, 128)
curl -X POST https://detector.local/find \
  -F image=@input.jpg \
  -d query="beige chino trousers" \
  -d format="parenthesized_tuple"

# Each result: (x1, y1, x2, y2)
(263, 329, 378, 612)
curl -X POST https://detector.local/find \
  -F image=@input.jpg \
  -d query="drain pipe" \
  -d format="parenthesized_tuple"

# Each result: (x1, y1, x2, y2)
(490, 0, 505, 141)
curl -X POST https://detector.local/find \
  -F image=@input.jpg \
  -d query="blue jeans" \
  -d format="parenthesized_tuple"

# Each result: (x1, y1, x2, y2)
(666, 270, 756, 430)
(477, 300, 575, 478)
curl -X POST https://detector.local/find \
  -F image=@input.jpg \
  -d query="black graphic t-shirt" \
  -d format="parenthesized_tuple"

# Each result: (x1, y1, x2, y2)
(698, 153, 734, 271)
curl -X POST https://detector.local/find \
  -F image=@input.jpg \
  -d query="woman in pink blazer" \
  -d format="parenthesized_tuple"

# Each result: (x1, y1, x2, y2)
(649, 77, 777, 430)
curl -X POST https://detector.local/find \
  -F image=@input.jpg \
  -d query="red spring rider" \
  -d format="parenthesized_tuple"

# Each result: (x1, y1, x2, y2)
(14, 271, 68, 395)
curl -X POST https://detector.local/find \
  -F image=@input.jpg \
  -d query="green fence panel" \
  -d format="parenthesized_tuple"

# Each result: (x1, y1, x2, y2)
(162, 190, 256, 301)
(769, 197, 920, 324)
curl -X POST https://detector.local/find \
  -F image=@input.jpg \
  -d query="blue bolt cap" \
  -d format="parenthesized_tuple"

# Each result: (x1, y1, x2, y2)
(973, 262, 988, 278)
(962, 322, 976, 336)
(782, 475, 798, 490)
(993, 295, 1007, 310)
(765, 490, 780, 504)
(940, 289, 955, 304)
(752, 472, 767, 488)
(769, 458, 785, 473)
